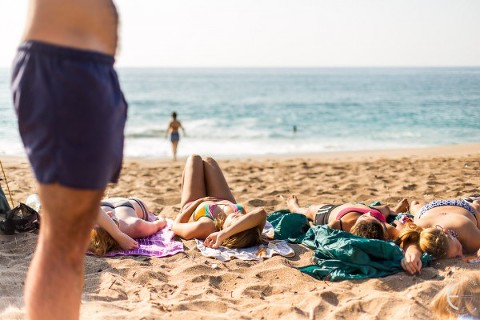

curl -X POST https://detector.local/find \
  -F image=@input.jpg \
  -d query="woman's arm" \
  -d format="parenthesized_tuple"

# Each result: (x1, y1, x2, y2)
(171, 218, 217, 240)
(222, 207, 267, 238)
(180, 122, 186, 136)
(96, 208, 122, 238)
(165, 121, 172, 138)
(401, 243, 423, 275)
(174, 198, 202, 223)
(172, 197, 219, 239)
(174, 197, 217, 224)
(96, 208, 138, 250)
(204, 207, 267, 248)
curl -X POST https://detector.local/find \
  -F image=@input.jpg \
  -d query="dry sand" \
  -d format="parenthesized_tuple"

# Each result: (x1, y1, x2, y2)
(1, 143, 480, 319)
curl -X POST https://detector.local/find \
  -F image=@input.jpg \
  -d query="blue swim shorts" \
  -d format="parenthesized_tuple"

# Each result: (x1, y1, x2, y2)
(11, 41, 128, 189)
(170, 131, 180, 142)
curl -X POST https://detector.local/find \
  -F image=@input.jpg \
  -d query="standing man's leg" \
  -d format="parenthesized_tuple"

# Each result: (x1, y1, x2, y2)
(12, 39, 126, 319)
(26, 185, 103, 319)
(13, 2, 124, 317)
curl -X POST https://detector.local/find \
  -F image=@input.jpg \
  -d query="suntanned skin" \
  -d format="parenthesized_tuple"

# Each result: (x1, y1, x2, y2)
(23, 0, 118, 55)
(165, 117, 185, 161)
(287, 196, 425, 275)
(21, 1, 120, 319)
(286, 195, 396, 235)
(97, 198, 166, 250)
(411, 200, 480, 255)
(172, 155, 267, 247)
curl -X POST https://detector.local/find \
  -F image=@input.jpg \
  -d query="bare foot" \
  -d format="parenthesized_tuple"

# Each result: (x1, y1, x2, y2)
(286, 195, 301, 212)
(393, 198, 409, 213)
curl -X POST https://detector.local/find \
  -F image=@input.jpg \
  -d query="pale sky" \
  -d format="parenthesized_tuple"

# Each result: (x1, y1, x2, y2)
(1, 0, 479, 67)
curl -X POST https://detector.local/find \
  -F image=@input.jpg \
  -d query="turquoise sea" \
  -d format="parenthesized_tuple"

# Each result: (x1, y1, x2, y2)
(1, 67, 479, 158)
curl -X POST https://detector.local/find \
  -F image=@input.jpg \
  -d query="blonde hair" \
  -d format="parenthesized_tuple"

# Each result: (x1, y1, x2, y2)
(88, 227, 120, 256)
(431, 272, 480, 319)
(350, 220, 387, 240)
(395, 223, 449, 258)
(213, 210, 266, 249)
(221, 226, 267, 248)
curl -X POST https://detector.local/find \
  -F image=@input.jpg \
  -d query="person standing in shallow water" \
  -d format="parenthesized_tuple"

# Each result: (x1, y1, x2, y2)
(165, 111, 186, 161)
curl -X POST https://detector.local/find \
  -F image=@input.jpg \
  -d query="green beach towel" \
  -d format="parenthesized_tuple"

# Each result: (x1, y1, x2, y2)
(267, 210, 432, 281)
(267, 210, 310, 243)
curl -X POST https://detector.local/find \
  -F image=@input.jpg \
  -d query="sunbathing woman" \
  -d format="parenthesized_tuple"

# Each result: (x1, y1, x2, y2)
(172, 155, 267, 248)
(287, 196, 426, 274)
(88, 197, 167, 255)
(396, 197, 480, 259)
(286, 195, 409, 240)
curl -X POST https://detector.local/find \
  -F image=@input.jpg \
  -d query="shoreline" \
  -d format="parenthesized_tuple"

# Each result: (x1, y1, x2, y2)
(119, 142, 480, 164)
(4, 142, 478, 164)
(209, 142, 480, 162)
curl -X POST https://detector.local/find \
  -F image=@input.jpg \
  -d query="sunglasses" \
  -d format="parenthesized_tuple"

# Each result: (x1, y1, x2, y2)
(435, 225, 459, 239)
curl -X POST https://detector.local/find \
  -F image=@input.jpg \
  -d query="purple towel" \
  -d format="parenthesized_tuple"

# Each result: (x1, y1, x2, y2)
(94, 215, 184, 258)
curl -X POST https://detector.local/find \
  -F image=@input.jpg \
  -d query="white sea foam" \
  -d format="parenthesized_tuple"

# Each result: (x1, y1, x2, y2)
(1, 67, 480, 158)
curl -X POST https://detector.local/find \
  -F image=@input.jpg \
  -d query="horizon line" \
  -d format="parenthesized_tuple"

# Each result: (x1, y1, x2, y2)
(2, 65, 480, 69)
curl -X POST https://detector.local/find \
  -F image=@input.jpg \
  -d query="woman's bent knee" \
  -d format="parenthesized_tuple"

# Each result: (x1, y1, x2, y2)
(187, 154, 202, 162)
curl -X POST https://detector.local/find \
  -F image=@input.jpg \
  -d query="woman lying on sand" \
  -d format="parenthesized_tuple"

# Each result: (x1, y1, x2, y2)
(172, 155, 267, 249)
(285, 195, 409, 240)
(88, 197, 167, 255)
(396, 197, 480, 260)
(286, 195, 423, 274)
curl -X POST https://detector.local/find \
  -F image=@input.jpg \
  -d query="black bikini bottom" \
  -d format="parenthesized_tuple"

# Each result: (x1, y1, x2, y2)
(101, 198, 148, 220)
(314, 204, 338, 225)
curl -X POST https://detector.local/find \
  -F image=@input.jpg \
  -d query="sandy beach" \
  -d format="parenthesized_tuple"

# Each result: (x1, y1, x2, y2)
(1, 143, 480, 320)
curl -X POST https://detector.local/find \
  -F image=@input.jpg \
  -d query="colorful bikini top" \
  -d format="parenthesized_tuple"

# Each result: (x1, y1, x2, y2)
(336, 207, 386, 223)
(193, 200, 245, 222)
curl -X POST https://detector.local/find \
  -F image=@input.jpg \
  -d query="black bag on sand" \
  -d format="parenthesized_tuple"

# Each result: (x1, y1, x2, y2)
(0, 181, 11, 215)
(0, 203, 40, 235)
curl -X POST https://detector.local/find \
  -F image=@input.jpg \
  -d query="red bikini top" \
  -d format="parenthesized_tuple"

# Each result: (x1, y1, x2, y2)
(336, 207, 386, 223)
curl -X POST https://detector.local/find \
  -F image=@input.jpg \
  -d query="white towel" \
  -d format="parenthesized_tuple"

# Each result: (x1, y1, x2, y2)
(195, 222, 295, 261)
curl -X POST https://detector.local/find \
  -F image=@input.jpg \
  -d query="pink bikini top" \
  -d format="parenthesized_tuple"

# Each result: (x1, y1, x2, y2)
(336, 207, 386, 223)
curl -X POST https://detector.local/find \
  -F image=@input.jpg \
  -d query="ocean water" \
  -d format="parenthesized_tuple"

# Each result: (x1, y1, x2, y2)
(1, 67, 480, 159)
